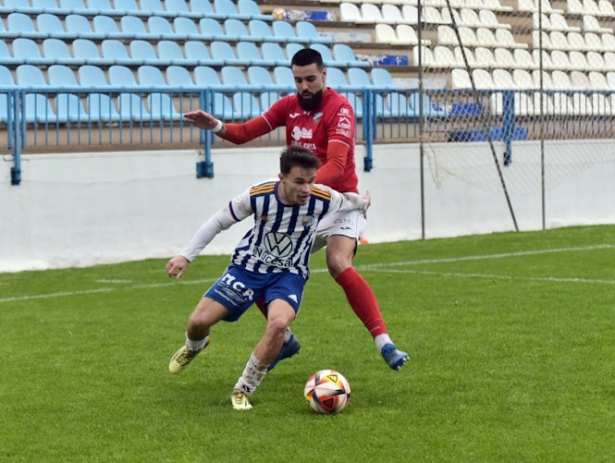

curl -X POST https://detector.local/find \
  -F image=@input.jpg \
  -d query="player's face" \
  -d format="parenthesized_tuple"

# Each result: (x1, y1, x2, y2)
(279, 166, 317, 205)
(292, 63, 327, 111)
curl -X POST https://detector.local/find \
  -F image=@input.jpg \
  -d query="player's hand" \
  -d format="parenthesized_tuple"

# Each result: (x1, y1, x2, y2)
(183, 110, 220, 131)
(363, 190, 371, 208)
(166, 256, 190, 279)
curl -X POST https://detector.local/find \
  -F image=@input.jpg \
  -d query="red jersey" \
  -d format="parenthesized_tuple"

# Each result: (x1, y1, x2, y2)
(262, 89, 358, 194)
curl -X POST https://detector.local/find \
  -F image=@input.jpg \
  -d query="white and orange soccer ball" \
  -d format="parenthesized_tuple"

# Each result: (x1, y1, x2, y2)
(272, 7, 287, 20)
(304, 369, 351, 414)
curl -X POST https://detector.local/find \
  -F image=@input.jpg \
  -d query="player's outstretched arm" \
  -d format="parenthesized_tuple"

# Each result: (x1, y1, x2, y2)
(166, 255, 190, 279)
(183, 110, 225, 133)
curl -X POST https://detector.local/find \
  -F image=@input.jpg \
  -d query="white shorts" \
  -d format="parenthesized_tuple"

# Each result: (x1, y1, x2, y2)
(312, 208, 367, 254)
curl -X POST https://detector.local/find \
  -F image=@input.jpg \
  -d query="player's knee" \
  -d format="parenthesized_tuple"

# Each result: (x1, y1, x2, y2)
(326, 252, 352, 277)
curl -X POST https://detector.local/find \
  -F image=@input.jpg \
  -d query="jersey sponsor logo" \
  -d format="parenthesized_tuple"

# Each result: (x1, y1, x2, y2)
(335, 128, 351, 137)
(253, 246, 293, 268)
(289, 112, 301, 119)
(263, 232, 293, 257)
(338, 107, 350, 116)
(291, 126, 313, 141)
(218, 272, 255, 301)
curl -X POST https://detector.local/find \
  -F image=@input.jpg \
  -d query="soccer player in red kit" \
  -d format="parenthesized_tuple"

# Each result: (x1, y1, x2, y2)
(183, 49, 409, 371)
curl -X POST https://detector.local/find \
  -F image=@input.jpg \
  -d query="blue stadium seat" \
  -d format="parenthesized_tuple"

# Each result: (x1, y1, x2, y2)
(87, 0, 116, 16)
(221, 66, 249, 88)
(261, 43, 289, 66)
(211, 92, 235, 120)
(333, 44, 370, 68)
(296, 21, 332, 44)
(247, 66, 278, 89)
(259, 91, 281, 112)
(147, 16, 176, 40)
(108, 65, 139, 88)
(48, 64, 79, 87)
(43, 38, 82, 66)
(87, 93, 121, 122)
(409, 92, 447, 116)
(31, 0, 63, 14)
(101, 40, 134, 66)
(224, 18, 254, 42)
(274, 66, 295, 88)
(120, 16, 150, 40)
(173, 17, 203, 39)
(147, 93, 182, 120)
(285, 43, 305, 61)
(66, 14, 99, 39)
(199, 18, 226, 41)
(272, 20, 306, 43)
(59, 0, 89, 15)
(0, 41, 21, 67)
(111, 0, 139, 15)
(193, 66, 222, 88)
(166, 0, 200, 19)
(385, 92, 412, 118)
(37, 14, 73, 40)
(371, 68, 399, 89)
(0, 65, 16, 87)
(13, 39, 48, 65)
(310, 44, 344, 68)
(139, 0, 171, 17)
(117, 93, 150, 120)
(137, 65, 168, 87)
(232, 92, 261, 119)
(0, 93, 9, 123)
(158, 41, 189, 66)
(94, 15, 130, 39)
(190, 0, 225, 19)
(326, 67, 351, 89)
(55, 93, 87, 122)
(237, 42, 276, 67)
(214, 0, 249, 19)
(238, 0, 273, 21)
(347, 68, 373, 88)
(185, 41, 224, 67)
(248, 19, 280, 43)
(166, 66, 195, 88)
(8, 13, 46, 40)
(211, 42, 244, 66)
(73, 39, 112, 66)
(347, 93, 363, 119)
(0, 0, 33, 15)
(24, 94, 56, 123)
(78, 65, 110, 87)
(130, 40, 165, 66)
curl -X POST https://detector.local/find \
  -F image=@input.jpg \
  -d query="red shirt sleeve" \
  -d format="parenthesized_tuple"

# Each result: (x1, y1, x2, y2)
(219, 116, 272, 145)
(315, 141, 349, 186)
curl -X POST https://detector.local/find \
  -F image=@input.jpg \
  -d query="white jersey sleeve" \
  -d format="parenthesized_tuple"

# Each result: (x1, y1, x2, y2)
(179, 187, 254, 261)
(315, 184, 370, 215)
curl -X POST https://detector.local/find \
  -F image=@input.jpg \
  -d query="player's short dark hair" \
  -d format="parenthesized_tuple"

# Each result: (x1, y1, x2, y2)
(291, 48, 324, 70)
(280, 145, 321, 174)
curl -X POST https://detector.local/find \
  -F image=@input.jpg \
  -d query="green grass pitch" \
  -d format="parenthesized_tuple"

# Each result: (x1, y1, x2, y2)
(1, 225, 615, 462)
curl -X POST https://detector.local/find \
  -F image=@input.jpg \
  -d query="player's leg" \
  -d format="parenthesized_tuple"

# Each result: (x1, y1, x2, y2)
(169, 296, 230, 373)
(322, 211, 409, 371)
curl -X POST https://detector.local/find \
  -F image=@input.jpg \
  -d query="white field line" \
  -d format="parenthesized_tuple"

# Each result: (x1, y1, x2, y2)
(1, 244, 614, 303)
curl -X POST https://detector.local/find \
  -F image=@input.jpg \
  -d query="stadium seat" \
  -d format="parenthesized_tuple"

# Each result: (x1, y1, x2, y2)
(232, 92, 261, 119)
(512, 69, 535, 89)
(214, 0, 251, 20)
(108, 65, 139, 88)
(120, 16, 151, 40)
(87, 93, 121, 122)
(0, 0, 32, 14)
(296, 21, 332, 44)
(94, 15, 130, 40)
(237, 0, 273, 21)
(13, 39, 48, 66)
(381, 4, 408, 25)
(78, 65, 110, 87)
(237, 42, 275, 67)
(43, 38, 81, 66)
(375, 24, 404, 45)
(148, 16, 177, 40)
(224, 18, 254, 42)
(285, 43, 305, 62)
(333, 44, 370, 68)
(24, 94, 56, 123)
(599, 0, 615, 16)
(166, 66, 196, 88)
(274, 66, 295, 87)
(473, 69, 496, 89)
(346, 93, 363, 119)
(385, 92, 412, 118)
(326, 67, 350, 89)
(249, 19, 279, 42)
(474, 47, 497, 69)
(174, 17, 204, 39)
(117, 93, 150, 120)
(588, 71, 609, 90)
(138, 65, 168, 87)
(193, 66, 222, 88)
(140, 0, 171, 17)
(130, 40, 165, 66)
(59, 0, 90, 15)
(347, 68, 373, 88)
(586, 51, 607, 71)
(37, 14, 73, 40)
(261, 43, 290, 66)
(87, 0, 115, 16)
(451, 69, 472, 89)
(401, 5, 418, 24)
(0, 41, 20, 67)
(8, 13, 46, 40)
(247, 66, 278, 89)
(211, 92, 236, 120)
(112, 0, 140, 16)
(0, 93, 9, 124)
(66, 14, 98, 39)
(165, 0, 201, 18)
(371, 68, 400, 89)
(199, 18, 227, 41)
(0, 65, 16, 87)
(101, 40, 134, 66)
(310, 44, 344, 67)
(259, 91, 281, 112)
(221, 66, 249, 87)
(190, 0, 225, 19)
(56, 93, 87, 123)
(433, 46, 462, 68)
(48, 65, 79, 88)
(492, 69, 516, 89)
(211, 42, 244, 66)
(568, 51, 589, 71)
(158, 41, 189, 66)
(185, 41, 224, 67)
(73, 39, 112, 66)
(272, 20, 306, 43)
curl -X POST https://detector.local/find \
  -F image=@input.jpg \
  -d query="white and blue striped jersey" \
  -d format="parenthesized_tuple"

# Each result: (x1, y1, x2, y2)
(180, 179, 368, 279)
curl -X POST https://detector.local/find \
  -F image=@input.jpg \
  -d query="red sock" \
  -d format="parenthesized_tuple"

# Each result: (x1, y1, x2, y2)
(255, 297, 268, 318)
(335, 267, 388, 337)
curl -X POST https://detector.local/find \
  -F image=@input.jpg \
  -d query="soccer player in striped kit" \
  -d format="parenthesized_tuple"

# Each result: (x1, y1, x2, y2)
(184, 48, 409, 372)
(167, 146, 370, 410)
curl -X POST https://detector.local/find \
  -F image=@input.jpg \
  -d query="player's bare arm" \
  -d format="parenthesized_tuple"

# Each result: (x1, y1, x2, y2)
(183, 110, 228, 136)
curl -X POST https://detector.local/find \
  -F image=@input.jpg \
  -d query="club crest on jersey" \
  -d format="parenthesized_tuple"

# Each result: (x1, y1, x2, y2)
(313, 112, 323, 124)
(302, 215, 314, 227)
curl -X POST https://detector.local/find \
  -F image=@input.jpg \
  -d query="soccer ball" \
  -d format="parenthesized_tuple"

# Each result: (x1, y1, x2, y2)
(272, 7, 287, 20)
(304, 369, 351, 414)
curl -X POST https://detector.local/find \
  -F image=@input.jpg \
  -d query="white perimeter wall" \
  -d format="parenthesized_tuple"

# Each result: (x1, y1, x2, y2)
(1, 140, 615, 273)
